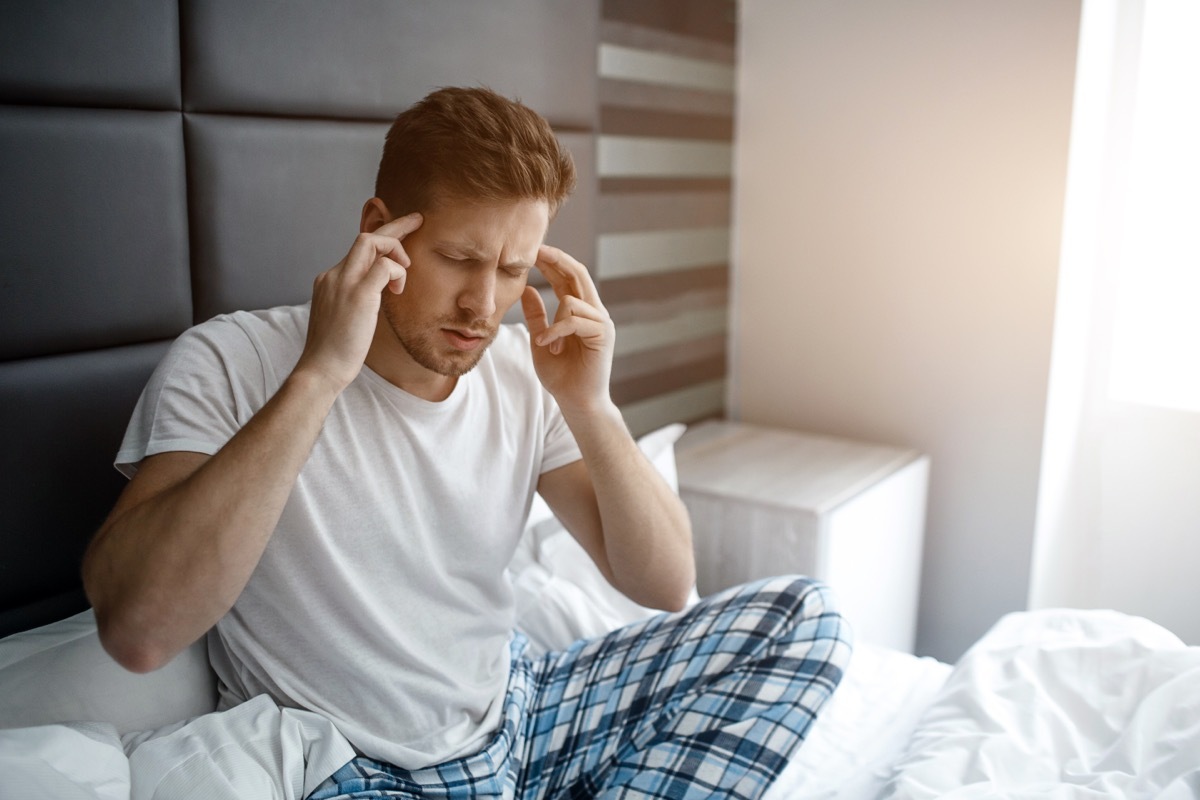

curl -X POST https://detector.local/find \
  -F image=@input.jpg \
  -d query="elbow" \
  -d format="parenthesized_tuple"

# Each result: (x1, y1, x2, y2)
(663, 550, 697, 612)
(114, 650, 169, 675)
(640, 566, 697, 614)
(648, 547, 698, 613)
(84, 545, 175, 673)
(660, 577, 695, 614)
(100, 626, 174, 674)
(658, 592, 691, 614)
(610, 551, 696, 613)
(92, 605, 175, 674)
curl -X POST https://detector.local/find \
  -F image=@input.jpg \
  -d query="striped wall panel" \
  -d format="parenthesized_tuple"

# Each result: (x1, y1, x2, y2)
(599, 1, 737, 436)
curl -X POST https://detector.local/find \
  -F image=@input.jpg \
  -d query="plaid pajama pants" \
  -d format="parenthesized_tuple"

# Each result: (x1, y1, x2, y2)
(308, 575, 851, 800)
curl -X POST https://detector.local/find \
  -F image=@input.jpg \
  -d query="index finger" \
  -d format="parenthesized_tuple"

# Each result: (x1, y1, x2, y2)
(376, 211, 424, 240)
(367, 212, 423, 270)
(535, 245, 603, 309)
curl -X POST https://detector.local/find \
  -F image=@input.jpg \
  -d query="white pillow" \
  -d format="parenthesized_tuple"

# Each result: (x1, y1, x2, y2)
(512, 422, 697, 656)
(0, 609, 216, 735)
(127, 694, 355, 800)
(0, 722, 129, 800)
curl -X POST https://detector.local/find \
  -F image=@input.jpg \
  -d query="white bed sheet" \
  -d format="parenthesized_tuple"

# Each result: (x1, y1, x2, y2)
(883, 609, 1200, 799)
(766, 641, 952, 800)
(8, 610, 1199, 799)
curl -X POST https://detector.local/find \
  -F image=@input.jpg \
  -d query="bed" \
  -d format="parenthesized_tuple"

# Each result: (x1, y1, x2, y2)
(3, 2, 1199, 798)
(3, 428, 1199, 798)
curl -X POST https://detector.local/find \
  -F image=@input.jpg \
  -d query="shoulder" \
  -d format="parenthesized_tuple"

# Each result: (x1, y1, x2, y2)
(176, 303, 308, 363)
(219, 303, 309, 347)
(150, 304, 307, 400)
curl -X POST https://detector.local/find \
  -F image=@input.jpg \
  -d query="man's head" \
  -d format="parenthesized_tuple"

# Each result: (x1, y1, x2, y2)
(374, 86, 576, 219)
(364, 87, 574, 389)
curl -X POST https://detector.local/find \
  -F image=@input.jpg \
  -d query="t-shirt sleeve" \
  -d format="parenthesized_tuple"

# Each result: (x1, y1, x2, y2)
(115, 317, 268, 478)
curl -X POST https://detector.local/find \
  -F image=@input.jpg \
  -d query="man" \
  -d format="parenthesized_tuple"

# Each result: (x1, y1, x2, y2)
(82, 87, 849, 799)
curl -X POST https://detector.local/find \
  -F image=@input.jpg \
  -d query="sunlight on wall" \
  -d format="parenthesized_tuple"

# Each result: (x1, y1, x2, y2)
(1108, 0, 1200, 413)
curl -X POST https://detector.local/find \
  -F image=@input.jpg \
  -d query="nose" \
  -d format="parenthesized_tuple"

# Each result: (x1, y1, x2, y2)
(458, 268, 497, 320)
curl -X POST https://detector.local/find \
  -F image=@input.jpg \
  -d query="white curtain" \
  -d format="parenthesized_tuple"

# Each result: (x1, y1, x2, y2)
(1029, 0, 1200, 644)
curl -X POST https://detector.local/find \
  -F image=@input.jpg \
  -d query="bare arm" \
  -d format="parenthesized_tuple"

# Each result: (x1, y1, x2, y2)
(524, 247, 694, 611)
(83, 212, 422, 672)
(537, 410, 695, 611)
(83, 372, 340, 672)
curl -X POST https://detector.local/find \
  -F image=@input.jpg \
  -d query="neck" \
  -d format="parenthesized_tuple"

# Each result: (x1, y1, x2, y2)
(364, 317, 458, 402)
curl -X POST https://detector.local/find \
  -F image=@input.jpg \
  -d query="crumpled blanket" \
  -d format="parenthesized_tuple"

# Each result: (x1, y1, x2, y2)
(882, 609, 1200, 799)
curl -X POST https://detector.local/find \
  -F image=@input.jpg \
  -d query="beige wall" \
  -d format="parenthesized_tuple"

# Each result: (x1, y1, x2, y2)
(731, 0, 1082, 660)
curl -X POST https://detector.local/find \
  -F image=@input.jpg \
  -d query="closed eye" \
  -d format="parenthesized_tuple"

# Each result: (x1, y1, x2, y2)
(436, 249, 529, 278)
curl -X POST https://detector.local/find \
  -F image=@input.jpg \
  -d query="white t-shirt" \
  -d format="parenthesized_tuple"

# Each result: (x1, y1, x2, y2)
(115, 304, 582, 769)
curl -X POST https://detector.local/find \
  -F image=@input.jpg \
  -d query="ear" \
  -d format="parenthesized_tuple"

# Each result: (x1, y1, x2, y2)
(360, 197, 391, 234)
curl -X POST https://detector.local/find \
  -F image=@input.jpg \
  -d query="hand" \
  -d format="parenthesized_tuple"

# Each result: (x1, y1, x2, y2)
(521, 245, 615, 414)
(296, 213, 423, 393)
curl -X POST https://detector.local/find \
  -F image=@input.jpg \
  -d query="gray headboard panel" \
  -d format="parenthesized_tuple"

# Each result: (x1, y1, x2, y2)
(0, 106, 191, 360)
(181, 0, 598, 128)
(0, 0, 599, 638)
(0, 0, 180, 109)
(186, 115, 392, 321)
(0, 342, 171, 634)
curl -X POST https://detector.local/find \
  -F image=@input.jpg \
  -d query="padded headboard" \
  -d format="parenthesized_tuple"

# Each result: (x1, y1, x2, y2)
(0, 0, 599, 638)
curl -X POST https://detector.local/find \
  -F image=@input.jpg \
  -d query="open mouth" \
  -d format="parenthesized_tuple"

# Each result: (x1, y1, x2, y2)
(442, 328, 489, 351)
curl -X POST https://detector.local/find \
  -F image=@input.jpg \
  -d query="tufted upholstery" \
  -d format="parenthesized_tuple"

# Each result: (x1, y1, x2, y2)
(0, 0, 599, 637)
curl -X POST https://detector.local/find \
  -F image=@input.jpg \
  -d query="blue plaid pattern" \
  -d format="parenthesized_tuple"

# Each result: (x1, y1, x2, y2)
(308, 575, 851, 799)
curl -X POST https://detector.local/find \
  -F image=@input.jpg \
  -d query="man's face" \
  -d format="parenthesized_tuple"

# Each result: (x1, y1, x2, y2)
(380, 196, 549, 378)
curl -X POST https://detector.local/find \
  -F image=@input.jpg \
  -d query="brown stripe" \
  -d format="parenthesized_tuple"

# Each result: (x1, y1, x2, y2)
(601, 176, 733, 194)
(602, 0, 738, 46)
(600, 106, 733, 141)
(609, 286, 728, 325)
(611, 353, 728, 405)
(601, 264, 728, 305)
(599, 190, 731, 234)
(601, 78, 734, 117)
(601, 19, 736, 64)
(611, 333, 726, 382)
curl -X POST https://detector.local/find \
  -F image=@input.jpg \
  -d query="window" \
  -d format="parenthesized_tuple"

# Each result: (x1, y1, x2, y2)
(1108, 0, 1200, 413)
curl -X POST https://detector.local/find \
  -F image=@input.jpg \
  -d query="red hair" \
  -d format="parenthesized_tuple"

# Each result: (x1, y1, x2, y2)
(374, 86, 576, 217)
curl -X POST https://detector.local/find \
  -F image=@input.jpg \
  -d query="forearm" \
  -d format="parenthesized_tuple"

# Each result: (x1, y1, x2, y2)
(563, 400, 696, 610)
(83, 368, 339, 672)
(526, 245, 694, 608)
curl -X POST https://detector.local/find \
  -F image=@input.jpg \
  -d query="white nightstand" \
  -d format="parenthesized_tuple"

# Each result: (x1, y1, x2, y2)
(675, 420, 929, 653)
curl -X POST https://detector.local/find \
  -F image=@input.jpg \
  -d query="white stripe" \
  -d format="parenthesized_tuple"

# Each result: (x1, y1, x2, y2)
(598, 136, 733, 178)
(598, 227, 730, 279)
(615, 307, 728, 357)
(599, 43, 736, 94)
(620, 379, 727, 438)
